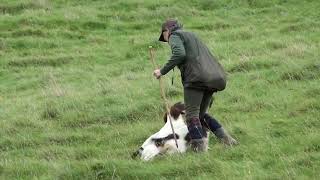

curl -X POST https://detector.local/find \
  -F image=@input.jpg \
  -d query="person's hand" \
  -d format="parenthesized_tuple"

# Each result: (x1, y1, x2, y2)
(153, 69, 162, 79)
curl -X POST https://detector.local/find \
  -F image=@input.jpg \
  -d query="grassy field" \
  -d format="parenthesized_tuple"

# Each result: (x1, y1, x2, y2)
(0, 0, 319, 179)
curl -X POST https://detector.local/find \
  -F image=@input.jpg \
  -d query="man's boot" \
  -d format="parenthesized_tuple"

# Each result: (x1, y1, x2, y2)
(201, 114, 238, 147)
(214, 127, 238, 146)
(187, 117, 206, 152)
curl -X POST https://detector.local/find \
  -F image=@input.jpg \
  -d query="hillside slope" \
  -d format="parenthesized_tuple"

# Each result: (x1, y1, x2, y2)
(0, 0, 319, 179)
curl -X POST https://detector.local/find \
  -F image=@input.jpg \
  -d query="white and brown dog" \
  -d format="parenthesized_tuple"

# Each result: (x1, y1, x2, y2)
(132, 102, 209, 161)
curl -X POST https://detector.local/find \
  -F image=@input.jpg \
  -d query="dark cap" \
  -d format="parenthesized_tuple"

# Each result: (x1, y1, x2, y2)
(159, 19, 183, 42)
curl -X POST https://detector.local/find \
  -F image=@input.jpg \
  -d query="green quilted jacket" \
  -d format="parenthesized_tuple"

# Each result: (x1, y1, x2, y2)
(160, 30, 226, 91)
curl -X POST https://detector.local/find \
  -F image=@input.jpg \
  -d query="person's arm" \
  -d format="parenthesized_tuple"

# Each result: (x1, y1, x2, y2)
(160, 34, 186, 75)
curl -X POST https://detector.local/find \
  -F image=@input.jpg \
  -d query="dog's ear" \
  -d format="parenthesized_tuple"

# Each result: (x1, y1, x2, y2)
(170, 107, 180, 119)
(163, 112, 168, 123)
(170, 102, 185, 119)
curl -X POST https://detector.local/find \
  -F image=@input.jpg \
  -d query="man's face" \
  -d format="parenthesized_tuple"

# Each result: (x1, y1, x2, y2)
(162, 29, 170, 42)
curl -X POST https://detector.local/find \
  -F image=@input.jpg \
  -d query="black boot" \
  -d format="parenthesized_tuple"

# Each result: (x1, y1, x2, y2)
(187, 117, 206, 152)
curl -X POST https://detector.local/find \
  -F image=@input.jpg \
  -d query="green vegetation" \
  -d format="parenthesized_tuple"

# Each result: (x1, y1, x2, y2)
(0, 0, 319, 179)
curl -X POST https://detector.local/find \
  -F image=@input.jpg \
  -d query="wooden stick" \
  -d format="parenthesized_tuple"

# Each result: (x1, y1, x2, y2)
(149, 46, 179, 149)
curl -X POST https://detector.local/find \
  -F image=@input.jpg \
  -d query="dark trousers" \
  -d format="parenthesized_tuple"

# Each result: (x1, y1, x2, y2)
(184, 88, 214, 120)
(184, 87, 216, 139)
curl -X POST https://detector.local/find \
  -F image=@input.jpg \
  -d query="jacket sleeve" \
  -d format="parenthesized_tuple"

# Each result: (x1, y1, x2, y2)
(160, 34, 186, 75)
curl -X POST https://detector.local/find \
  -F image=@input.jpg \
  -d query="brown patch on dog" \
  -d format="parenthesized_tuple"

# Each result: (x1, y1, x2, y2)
(170, 102, 185, 119)
(163, 102, 186, 123)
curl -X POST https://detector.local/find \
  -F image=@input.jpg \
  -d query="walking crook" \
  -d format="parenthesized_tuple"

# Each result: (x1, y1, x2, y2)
(149, 46, 179, 149)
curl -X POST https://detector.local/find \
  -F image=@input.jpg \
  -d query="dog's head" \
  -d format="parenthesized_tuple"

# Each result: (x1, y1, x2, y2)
(163, 102, 186, 123)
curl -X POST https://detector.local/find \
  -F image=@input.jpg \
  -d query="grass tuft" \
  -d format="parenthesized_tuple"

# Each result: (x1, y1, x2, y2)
(0, 2, 37, 15)
(42, 100, 60, 120)
(82, 21, 107, 30)
(265, 40, 287, 50)
(281, 64, 320, 81)
(229, 60, 280, 73)
(11, 29, 46, 38)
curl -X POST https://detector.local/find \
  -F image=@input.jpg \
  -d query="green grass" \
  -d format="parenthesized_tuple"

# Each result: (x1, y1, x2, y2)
(0, 0, 319, 179)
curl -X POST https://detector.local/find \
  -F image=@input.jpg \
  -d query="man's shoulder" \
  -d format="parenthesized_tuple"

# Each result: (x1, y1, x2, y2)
(172, 30, 198, 39)
(172, 30, 191, 35)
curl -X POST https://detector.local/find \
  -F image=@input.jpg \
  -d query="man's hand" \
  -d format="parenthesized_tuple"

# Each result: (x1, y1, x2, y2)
(153, 69, 162, 79)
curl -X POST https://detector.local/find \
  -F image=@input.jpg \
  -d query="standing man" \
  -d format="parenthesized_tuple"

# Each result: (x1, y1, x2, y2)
(153, 19, 237, 152)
